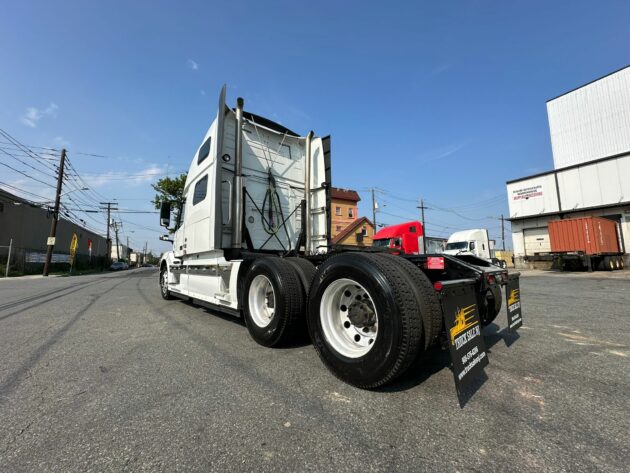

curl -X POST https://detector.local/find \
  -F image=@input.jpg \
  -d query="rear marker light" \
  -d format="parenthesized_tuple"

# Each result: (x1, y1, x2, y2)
(433, 281, 443, 292)
(427, 257, 445, 270)
(486, 274, 496, 285)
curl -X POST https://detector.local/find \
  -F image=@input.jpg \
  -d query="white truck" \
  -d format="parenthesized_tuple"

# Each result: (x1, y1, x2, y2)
(158, 87, 521, 390)
(444, 229, 506, 268)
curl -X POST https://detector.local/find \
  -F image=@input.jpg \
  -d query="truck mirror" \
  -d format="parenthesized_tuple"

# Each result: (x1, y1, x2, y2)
(159, 234, 173, 242)
(160, 202, 171, 228)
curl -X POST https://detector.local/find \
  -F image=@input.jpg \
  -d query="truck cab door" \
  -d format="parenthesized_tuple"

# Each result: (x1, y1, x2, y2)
(173, 200, 186, 257)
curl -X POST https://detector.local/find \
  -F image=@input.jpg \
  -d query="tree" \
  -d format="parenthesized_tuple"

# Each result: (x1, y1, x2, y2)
(151, 173, 187, 232)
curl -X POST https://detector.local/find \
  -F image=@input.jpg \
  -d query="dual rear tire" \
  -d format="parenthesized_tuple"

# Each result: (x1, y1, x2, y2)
(600, 256, 624, 271)
(307, 253, 438, 389)
(242, 253, 439, 389)
(242, 257, 312, 347)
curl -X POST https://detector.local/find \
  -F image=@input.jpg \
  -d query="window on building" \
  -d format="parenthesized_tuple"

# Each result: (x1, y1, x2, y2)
(348, 207, 354, 218)
(198, 137, 212, 164)
(193, 175, 208, 205)
(336, 225, 342, 232)
(335, 206, 341, 216)
(361, 227, 367, 236)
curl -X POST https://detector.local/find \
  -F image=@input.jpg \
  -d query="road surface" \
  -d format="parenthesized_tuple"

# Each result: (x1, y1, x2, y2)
(1, 268, 628, 472)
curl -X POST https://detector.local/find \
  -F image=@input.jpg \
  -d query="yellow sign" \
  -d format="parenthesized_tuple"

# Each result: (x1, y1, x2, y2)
(450, 304, 478, 345)
(69, 233, 78, 261)
(507, 288, 520, 306)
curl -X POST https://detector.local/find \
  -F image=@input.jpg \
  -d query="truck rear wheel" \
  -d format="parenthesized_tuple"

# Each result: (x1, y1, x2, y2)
(284, 257, 316, 295)
(307, 253, 423, 388)
(605, 256, 615, 271)
(619, 258, 625, 270)
(370, 253, 442, 348)
(614, 257, 621, 270)
(243, 257, 305, 347)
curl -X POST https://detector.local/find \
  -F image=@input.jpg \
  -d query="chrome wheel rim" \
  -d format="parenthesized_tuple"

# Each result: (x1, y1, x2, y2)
(161, 270, 168, 296)
(248, 275, 276, 328)
(320, 278, 378, 358)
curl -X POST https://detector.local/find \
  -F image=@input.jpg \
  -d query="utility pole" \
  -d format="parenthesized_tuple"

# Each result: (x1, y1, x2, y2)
(113, 221, 121, 262)
(500, 214, 505, 251)
(418, 198, 427, 254)
(4, 238, 12, 278)
(371, 188, 377, 230)
(43, 148, 67, 276)
(100, 202, 118, 265)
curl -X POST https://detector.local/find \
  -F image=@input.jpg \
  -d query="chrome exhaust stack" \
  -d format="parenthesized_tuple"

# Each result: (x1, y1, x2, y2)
(231, 97, 245, 249)
(304, 130, 314, 254)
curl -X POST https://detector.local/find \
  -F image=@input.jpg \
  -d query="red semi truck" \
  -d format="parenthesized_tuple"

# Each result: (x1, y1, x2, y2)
(549, 217, 625, 271)
(373, 221, 424, 254)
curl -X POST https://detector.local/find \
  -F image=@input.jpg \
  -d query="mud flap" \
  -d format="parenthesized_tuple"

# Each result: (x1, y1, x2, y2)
(438, 279, 489, 394)
(505, 272, 523, 332)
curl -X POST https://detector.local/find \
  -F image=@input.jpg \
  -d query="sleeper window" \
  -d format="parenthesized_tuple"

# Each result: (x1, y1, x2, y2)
(198, 137, 211, 164)
(193, 175, 208, 205)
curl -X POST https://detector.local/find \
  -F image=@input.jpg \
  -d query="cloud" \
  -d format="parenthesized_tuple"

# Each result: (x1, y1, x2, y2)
(53, 136, 71, 147)
(83, 165, 169, 188)
(431, 63, 452, 75)
(187, 59, 199, 70)
(20, 102, 58, 127)
(418, 143, 467, 163)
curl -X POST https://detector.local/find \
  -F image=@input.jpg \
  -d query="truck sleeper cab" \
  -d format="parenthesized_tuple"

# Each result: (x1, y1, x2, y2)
(159, 87, 518, 389)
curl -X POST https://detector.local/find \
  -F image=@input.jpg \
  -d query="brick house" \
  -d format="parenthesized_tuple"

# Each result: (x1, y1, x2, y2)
(331, 187, 361, 239)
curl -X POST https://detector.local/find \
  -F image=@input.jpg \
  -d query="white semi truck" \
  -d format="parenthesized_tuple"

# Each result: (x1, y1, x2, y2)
(444, 229, 507, 268)
(159, 87, 521, 390)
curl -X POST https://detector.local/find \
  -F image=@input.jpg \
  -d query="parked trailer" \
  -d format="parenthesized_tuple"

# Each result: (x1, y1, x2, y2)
(158, 87, 523, 392)
(549, 217, 625, 271)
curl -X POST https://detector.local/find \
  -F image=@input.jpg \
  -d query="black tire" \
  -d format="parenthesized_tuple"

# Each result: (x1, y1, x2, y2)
(605, 256, 615, 271)
(307, 252, 423, 389)
(160, 266, 174, 300)
(620, 258, 625, 270)
(243, 257, 305, 347)
(283, 257, 316, 296)
(479, 286, 502, 326)
(370, 253, 442, 348)
(614, 257, 621, 270)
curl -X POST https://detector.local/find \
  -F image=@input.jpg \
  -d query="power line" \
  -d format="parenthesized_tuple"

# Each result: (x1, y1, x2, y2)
(0, 159, 56, 189)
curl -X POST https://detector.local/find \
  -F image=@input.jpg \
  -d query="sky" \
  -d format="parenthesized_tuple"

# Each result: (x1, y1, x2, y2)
(1, 0, 629, 253)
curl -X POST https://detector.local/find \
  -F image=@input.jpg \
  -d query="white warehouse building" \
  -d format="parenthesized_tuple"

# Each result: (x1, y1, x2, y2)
(507, 66, 630, 269)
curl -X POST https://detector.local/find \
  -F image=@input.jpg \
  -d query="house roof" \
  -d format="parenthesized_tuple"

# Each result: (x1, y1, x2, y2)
(331, 187, 361, 202)
(332, 217, 374, 244)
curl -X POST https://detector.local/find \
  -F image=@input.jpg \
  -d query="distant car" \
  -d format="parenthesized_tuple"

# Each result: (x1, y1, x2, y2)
(109, 262, 126, 271)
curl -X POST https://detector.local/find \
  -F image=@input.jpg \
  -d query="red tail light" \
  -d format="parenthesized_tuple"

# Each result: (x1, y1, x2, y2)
(486, 274, 496, 285)
(433, 281, 443, 292)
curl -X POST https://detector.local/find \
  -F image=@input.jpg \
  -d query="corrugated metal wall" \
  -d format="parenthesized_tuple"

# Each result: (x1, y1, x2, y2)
(547, 66, 630, 169)
(507, 153, 630, 219)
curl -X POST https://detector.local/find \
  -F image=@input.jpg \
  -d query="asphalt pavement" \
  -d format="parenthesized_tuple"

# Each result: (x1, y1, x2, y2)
(1, 268, 629, 472)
